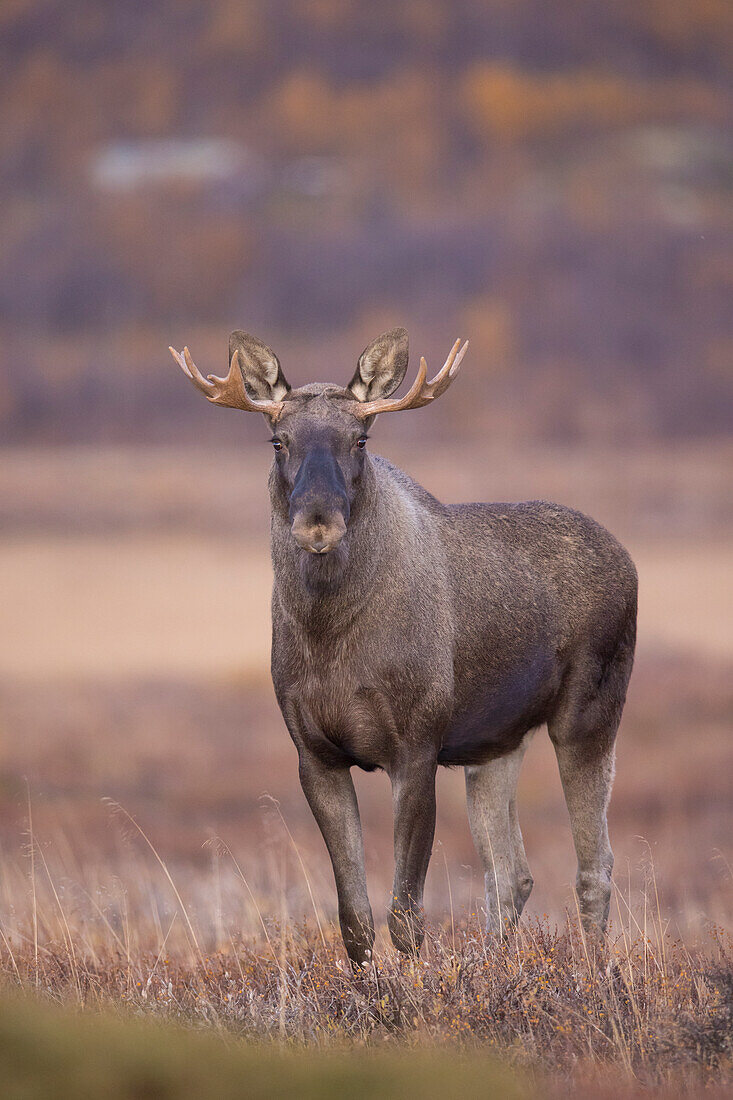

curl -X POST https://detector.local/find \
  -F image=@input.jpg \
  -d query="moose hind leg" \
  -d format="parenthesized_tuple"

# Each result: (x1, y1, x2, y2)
(549, 626, 634, 937)
(551, 736, 615, 934)
(509, 785, 534, 914)
(465, 733, 533, 935)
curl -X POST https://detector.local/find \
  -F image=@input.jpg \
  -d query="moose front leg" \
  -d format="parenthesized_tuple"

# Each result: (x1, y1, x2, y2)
(297, 751, 375, 968)
(389, 757, 437, 956)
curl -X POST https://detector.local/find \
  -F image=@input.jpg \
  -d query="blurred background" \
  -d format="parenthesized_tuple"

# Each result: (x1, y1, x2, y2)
(0, 0, 731, 951)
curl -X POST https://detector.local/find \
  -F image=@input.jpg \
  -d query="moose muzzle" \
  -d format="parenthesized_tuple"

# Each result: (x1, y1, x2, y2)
(289, 449, 350, 554)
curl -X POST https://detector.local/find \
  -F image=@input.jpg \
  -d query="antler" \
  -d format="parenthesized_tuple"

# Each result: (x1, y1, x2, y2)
(169, 346, 285, 420)
(352, 338, 469, 419)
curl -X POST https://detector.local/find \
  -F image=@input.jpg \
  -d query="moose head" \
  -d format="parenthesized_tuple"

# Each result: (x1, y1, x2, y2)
(170, 329, 468, 556)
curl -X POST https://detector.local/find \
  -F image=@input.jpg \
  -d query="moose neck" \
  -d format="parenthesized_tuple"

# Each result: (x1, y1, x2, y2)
(269, 455, 389, 636)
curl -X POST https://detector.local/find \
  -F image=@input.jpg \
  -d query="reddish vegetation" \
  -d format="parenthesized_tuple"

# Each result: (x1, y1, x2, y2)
(1, 903, 731, 1096)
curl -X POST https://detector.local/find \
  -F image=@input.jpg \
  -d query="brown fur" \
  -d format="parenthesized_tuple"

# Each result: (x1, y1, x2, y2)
(176, 330, 638, 967)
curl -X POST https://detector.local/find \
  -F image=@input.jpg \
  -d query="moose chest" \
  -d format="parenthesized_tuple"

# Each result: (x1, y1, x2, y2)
(273, 620, 444, 772)
(280, 674, 395, 772)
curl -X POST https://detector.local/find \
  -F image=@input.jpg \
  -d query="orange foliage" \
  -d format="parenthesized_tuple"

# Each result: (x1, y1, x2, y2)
(461, 63, 724, 142)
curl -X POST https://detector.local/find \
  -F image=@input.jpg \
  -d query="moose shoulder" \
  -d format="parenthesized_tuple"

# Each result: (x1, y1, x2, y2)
(170, 328, 637, 969)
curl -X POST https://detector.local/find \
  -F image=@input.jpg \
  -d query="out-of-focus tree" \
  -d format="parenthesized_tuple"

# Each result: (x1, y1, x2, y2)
(0, 0, 730, 444)
(461, 63, 724, 144)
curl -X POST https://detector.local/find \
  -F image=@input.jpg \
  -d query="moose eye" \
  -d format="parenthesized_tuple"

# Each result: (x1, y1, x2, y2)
(356, 436, 368, 449)
(271, 438, 284, 452)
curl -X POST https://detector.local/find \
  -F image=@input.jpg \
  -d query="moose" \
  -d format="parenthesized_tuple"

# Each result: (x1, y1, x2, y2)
(170, 328, 637, 968)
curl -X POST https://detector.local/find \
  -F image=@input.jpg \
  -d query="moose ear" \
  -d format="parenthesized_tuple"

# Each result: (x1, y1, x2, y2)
(229, 331, 290, 402)
(348, 328, 409, 402)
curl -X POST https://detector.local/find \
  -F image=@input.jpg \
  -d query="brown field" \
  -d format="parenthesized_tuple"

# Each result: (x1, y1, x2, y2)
(0, 442, 730, 1095)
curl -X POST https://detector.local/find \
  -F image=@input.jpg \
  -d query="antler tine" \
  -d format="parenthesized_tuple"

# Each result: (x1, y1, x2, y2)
(169, 345, 195, 383)
(169, 345, 219, 399)
(185, 346, 216, 391)
(353, 339, 468, 419)
(422, 338, 469, 401)
(169, 346, 285, 419)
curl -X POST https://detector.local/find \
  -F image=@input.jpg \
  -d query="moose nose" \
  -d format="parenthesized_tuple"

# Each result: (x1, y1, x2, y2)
(291, 512, 347, 554)
(288, 448, 350, 554)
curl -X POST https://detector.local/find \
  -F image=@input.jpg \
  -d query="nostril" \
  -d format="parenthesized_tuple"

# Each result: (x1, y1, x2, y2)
(290, 511, 347, 554)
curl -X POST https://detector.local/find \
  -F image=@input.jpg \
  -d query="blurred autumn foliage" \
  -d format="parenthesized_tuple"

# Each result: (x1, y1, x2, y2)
(0, 0, 731, 444)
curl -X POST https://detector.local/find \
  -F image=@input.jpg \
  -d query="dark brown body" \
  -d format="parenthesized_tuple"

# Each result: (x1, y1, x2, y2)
(172, 329, 637, 968)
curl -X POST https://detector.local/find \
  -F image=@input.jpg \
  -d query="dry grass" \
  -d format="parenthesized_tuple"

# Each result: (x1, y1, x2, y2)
(0, 806, 729, 1098)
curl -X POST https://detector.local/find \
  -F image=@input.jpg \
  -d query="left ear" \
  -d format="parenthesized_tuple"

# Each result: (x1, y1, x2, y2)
(347, 327, 408, 402)
(229, 330, 290, 403)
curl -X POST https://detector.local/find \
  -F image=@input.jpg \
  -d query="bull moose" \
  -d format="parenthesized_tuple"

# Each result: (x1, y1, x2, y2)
(170, 328, 637, 968)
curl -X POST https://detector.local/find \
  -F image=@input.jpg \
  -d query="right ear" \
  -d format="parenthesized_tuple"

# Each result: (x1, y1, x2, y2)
(229, 330, 290, 402)
(348, 327, 409, 402)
